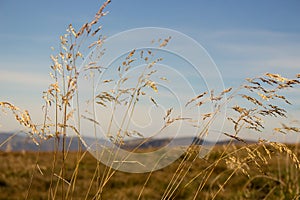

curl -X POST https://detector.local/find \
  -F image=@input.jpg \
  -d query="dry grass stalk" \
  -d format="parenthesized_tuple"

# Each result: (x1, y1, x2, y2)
(1, 1, 300, 199)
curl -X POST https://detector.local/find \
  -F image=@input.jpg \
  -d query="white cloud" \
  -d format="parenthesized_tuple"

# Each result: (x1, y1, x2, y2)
(0, 70, 50, 87)
(190, 29, 300, 81)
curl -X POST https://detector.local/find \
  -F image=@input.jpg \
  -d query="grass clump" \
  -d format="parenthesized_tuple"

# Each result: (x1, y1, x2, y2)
(1, 1, 300, 199)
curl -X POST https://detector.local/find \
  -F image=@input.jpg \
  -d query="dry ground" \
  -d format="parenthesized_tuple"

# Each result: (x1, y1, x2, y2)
(0, 144, 299, 200)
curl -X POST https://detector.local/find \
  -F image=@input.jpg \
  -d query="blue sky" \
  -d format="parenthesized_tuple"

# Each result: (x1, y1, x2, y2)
(0, 0, 299, 142)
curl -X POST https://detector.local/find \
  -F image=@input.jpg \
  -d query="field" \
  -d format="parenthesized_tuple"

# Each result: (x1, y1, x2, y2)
(0, 144, 299, 200)
(1, 1, 300, 200)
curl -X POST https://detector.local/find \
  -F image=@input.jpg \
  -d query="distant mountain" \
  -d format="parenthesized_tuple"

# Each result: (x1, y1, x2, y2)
(0, 132, 84, 152)
(0, 132, 255, 152)
(121, 136, 206, 150)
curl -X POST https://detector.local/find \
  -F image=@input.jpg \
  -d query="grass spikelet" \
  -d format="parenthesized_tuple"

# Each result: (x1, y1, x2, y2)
(1, 2, 300, 200)
(266, 141, 300, 169)
(265, 73, 288, 83)
(225, 156, 250, 177)
(159, 36, 171, 47)
(241, 95, 263, 106)
(146, 80, 158, 92)
(220, 87, 232, 95)
(223, 132, 246, 144)
(185, 91, 207, 107)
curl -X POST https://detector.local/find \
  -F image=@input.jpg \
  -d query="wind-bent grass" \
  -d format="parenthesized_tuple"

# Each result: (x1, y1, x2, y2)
(0, 1, 300, 199)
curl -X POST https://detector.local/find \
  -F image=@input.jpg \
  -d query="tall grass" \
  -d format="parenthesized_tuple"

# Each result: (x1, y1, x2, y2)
(1, 0, 300, 199)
